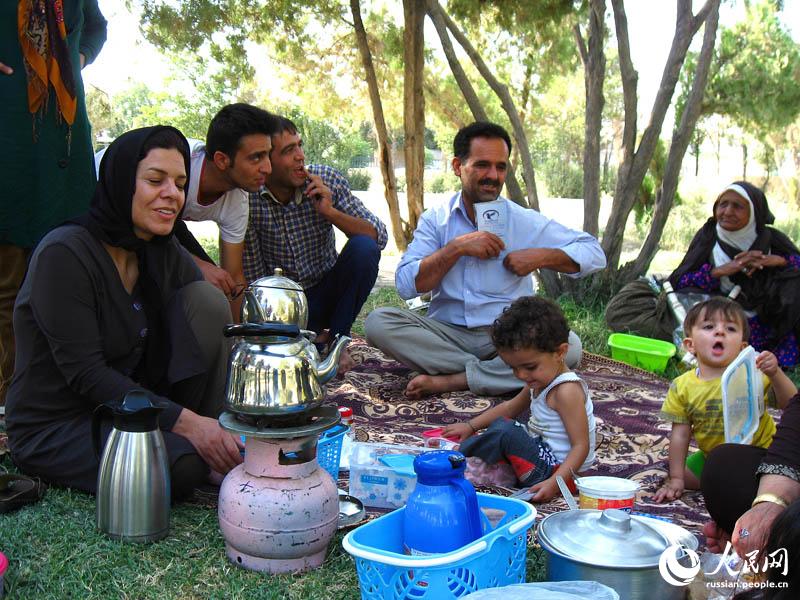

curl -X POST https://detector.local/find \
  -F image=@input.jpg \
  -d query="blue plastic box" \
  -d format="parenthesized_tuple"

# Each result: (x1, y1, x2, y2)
(342, 493, 535, 600)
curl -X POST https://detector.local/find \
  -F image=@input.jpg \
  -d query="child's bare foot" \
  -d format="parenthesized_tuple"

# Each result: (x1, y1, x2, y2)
(703, 520, 731, 553)
(405, 372, 468, 400)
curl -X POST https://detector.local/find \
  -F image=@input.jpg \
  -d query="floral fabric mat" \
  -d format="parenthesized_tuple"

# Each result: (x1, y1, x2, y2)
(327, 337, 709, 545)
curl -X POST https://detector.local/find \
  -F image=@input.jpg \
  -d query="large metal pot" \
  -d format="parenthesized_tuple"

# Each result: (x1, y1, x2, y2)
(223, 322, 350, 415)
(537, 509, 698, 600)
(241, 268, 308, 328)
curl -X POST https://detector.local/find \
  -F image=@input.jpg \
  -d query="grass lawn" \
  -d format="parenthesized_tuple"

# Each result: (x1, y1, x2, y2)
(3, 284, 796, 598)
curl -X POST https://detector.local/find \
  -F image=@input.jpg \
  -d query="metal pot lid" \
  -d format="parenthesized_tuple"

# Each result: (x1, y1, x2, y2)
(250, 267, 304, 291)
(538, 509, 671, 568)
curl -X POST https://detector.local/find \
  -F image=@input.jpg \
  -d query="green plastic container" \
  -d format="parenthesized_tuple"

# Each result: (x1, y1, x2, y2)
(607, 333, 676, 374)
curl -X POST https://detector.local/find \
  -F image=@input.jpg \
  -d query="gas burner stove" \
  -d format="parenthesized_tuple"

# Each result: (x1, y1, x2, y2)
(217, 404, 340, 573)
(219, 405, 339, 439)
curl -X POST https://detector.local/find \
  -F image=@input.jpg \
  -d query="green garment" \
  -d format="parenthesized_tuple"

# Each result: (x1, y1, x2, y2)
(0, 0, 107, 248)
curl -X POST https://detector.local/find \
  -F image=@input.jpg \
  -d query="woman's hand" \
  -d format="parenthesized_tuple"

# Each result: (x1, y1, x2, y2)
(442, 422, 475, 442)
(731, 501, 784, 557)
(758, 254, 788, 269)
(712, 260, 748, 278)
(172, 409, 243, 474)
(0, 62, 12, 75)
(734, 250, 787, 275)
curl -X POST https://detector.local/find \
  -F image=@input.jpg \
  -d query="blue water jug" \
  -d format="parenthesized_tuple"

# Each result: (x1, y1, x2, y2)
(403, 450, 483, 554)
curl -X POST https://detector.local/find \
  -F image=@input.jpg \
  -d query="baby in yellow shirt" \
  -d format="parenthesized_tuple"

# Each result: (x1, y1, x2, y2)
(654, 298, 797, 503)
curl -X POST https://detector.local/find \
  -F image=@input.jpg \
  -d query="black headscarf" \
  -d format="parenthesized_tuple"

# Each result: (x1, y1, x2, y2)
(71, 126, 198, 388)
(668, 181, 800, 341)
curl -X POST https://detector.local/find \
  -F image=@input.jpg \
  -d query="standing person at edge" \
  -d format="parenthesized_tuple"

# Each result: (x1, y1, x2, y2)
(365, 121, 606, 400)
(96, 103, 279, 320)
(0, 0, 107, 406)
(242, 116, 388, 374)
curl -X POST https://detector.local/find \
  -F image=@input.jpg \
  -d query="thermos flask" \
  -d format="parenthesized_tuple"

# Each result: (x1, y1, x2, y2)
(94, 390, 171, 542)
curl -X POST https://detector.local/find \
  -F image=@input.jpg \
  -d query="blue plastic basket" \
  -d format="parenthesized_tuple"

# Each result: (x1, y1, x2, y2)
(342, 493, 535, 600)
(317, 424, 347, 481)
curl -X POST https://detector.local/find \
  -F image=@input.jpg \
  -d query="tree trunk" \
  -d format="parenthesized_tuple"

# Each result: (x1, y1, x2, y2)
(350, 0, 409, 249)
(574, 0, 606, 238)
(602, 0, 717, 271)
(403, 0, 426, 232)
(425, 0, 526, 205)
(695, 146, 700, 176)
(742, 142, 748, 179)
(430, 0, 539, 210)
(624, 0, 720, 282)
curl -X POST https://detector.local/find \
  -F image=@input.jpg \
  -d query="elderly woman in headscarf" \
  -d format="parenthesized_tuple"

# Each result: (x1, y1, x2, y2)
(668, 181, 800, 367)
(5, 126, 243, 500)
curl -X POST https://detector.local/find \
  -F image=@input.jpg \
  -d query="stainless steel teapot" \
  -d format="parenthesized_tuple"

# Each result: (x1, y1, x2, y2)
(223, 322, 350, 415)
(241, 268, 308, 328)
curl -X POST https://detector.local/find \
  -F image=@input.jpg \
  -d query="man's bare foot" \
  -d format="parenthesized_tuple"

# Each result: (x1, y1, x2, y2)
(703, 520, 731, 553)
(337, 348, 356, 377)
(405, 372, 468, 400)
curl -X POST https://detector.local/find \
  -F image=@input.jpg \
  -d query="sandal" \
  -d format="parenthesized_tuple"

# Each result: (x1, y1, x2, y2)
(0, 473, 48, 514)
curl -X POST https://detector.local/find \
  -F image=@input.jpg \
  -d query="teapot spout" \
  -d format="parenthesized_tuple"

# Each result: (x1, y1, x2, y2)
(241, 289, 267, 323)
(317, 335, 351, 384)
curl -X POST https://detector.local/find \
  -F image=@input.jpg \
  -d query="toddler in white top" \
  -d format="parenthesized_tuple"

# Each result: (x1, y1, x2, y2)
(444, 296, 596, 502)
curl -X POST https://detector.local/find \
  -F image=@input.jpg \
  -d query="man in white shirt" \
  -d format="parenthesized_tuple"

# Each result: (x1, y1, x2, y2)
(96, 103, 278, 319)
(365, 121, 607, 398)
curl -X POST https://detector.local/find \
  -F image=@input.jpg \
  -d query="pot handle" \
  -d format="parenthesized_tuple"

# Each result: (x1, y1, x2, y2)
(223, 322, 300, 338)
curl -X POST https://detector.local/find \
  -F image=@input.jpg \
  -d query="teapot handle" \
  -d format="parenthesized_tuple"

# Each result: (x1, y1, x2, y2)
(91, 404, 112, 460)
(223, 322, 300, 338)
(451, 475, 483, 540)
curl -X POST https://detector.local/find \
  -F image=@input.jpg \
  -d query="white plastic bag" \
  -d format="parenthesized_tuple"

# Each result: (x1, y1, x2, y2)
(462, 580, 620, 599)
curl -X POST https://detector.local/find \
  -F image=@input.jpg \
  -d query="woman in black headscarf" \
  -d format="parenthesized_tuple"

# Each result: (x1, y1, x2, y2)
(5, 126, 242, 499)
(668, 181, 800, 367)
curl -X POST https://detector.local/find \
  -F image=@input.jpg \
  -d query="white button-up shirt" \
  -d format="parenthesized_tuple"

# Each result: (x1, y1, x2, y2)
(395, 193, 607, 328)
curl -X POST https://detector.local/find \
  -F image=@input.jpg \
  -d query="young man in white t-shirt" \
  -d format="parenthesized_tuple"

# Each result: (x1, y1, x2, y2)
(97, 104, 278, 319)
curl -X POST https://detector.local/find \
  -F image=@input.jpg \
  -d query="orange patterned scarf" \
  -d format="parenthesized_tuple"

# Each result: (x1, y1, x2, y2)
(17, 0, 77, 126)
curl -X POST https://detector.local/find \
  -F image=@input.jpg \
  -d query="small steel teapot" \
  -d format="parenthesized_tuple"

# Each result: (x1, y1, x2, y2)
(223, 322, 350, 415)
(241, 268, 308, 328)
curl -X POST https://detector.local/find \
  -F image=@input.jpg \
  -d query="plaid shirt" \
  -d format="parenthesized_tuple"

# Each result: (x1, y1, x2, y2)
(243, 164, 388, 288)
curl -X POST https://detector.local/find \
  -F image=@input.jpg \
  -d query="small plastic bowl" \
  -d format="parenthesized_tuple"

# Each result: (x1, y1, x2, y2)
(422, 428, 460, 448)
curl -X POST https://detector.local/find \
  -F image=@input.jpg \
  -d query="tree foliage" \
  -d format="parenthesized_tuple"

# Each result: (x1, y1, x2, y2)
(698, 0, 800, 135)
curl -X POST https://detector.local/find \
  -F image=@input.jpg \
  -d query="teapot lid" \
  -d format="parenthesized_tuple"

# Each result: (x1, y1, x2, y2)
(250, 267, 304, 292)
(413, 450, 467, 479)
(538, 509, 671, 568)
(111, 390, 165, 432)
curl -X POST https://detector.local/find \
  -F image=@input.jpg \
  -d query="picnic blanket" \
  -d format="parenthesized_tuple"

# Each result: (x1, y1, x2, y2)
(0, 339, 709, 543)
(328, 337, 708, 542)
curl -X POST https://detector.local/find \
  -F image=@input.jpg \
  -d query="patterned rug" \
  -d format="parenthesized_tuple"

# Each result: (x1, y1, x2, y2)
(328, 337, 709, 544)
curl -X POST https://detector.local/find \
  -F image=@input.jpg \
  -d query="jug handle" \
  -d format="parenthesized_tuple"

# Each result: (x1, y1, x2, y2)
(451, 475, 483, 540)
(91, 404, 112, 460)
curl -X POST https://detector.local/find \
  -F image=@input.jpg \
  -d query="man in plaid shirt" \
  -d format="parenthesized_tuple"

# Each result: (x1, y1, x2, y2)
(243, 116, 388, 372)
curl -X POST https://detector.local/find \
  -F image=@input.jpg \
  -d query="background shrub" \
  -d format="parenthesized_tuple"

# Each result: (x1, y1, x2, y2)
(542, 159, 583, 198)
(346, 169, 372, 191)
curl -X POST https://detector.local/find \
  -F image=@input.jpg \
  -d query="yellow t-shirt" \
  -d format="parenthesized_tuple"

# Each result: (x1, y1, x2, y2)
(660, 369, 775, 455)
